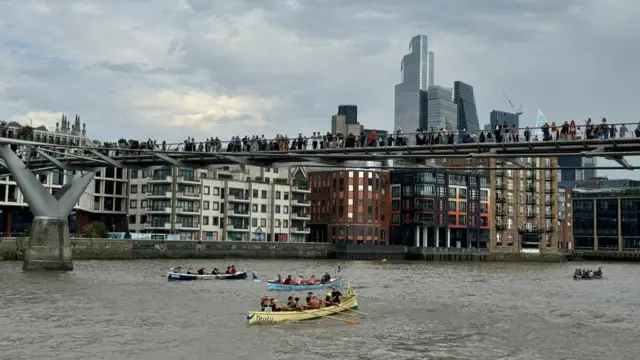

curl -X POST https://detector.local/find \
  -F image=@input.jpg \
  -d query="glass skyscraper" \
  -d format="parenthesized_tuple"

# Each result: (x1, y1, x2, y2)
(394, 34, 434, 132)
(454, 81, 480, 132)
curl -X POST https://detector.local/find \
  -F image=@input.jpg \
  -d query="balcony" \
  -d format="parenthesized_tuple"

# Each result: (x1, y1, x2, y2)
(545, 226, 554, 232)
(292, 185, 311, 193)
(495, 209, 504, 216)
(291, 227, 311, 234)
(526, 173, 534, 179)
(177, 207, 200, 214)
(227, 208, 250, 217)
(545, 213, 553, 219)
(176, 176, 200, 184)
(495, 197, 506, 204)
(495, 169, 504, 176)
(147, 176, 172, 183)
(228, 194, 250, 203)
(526, 212, 536, 218)
(226, 224, 250, 232)
(495, 224, 505, 231)
(146, 191, 172, 198)
(291, 212, 311, 221)
(146, 206, 171, 214)
(176, 191, 201, 199)
(291, 198, 311, 207)
(526, 186, 534, 192)
(544, 200, 552, 206)
(495, 183, 505, 190)
(545, 188, 553, 194)
(178, 221, 200, 230)
(145, 222, 172, 230)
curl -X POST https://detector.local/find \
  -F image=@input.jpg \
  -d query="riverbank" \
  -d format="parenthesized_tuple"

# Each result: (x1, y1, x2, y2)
(0, 237, 581, 262)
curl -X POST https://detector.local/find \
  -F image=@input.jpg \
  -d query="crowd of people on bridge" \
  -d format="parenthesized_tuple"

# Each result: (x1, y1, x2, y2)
(94, 118, 640, 155)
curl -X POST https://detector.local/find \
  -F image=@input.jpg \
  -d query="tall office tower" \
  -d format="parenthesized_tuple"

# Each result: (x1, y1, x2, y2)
(338, 105, 358, 125)
(454, 81, 479, 132)
(427, 85, 457, 131)
(557, 156, 597, 181)
(394, 34, 435, 132)
(489, 110, 520, 129)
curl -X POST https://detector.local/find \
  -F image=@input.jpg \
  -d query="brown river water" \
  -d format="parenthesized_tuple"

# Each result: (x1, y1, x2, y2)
(0, 259, 638, 360)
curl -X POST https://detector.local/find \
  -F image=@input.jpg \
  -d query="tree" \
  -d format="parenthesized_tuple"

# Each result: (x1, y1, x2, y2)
(81, 221, 109, 238)
(19, 125, 34, 140)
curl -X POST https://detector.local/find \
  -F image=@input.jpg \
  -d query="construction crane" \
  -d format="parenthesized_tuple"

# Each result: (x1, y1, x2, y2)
(503, 92, 523, 116)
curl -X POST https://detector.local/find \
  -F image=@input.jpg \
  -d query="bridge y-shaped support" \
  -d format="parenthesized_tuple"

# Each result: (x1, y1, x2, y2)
(0, 145, 96, 271)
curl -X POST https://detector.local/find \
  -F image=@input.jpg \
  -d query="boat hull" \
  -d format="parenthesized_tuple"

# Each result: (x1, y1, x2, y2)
(167, 271, 248, 281)
(267, 278, 343, 291)
(247, 292, 358, 325)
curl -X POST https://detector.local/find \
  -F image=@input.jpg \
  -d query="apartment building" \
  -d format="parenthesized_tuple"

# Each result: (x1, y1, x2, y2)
(308, 169, 390, 244)
(389, 169, 491, 248)
(128, 166, 310, 241)
(0, 118, 129, 234)
(433, 156, 560, 253)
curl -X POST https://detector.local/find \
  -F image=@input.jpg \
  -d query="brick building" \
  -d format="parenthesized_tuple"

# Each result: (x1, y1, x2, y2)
(308, 170, 390, 244)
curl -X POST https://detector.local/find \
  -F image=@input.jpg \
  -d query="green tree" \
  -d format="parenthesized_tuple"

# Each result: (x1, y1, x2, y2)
(81, 221, 109, 238)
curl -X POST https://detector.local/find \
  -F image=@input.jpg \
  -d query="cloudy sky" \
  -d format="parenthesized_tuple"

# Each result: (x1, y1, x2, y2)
(1, 0, 639, 178)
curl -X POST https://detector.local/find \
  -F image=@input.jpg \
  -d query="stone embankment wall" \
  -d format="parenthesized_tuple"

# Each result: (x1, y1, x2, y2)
(0, 237, 577, 262)
(0, 238, 332, 261)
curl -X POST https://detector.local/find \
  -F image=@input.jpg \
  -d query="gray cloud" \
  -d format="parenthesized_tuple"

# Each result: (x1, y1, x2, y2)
(0, 0, 639, 177)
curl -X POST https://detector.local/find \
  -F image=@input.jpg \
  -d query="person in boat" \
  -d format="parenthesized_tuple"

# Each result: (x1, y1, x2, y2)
(294, 297, 303, 311)
(286, 296, 296, 309)
(330, 286, 342, 305)
(230, 265, 237, 275)
(283, 275, 293, 285)
(270, 299, 282, 312)
(324, 292, 333, 306)
(308, 275, 316, 284)
(320, 272, 331, 284)
(186, 268, 193, 274)
(173, 267, 182, 273)
(260, 296, 270, 311)
(211, 268, 220, 275)
(306, 292, 314, 304)
(225, 266, 231, 274)
(197, 268, 205, 275)
(274, 274, 282, 283)
(307, 295, 320, 309)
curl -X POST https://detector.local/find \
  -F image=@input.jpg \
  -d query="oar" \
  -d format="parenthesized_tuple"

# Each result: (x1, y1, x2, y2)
(337, 305, 368, 317)
(314, 311, 357, 325)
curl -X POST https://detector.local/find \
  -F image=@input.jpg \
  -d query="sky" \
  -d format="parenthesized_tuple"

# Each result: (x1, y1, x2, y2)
(1, 0, 639, 179)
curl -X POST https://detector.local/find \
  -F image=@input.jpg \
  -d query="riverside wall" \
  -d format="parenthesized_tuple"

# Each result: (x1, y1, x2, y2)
(0, 237, 581, 262)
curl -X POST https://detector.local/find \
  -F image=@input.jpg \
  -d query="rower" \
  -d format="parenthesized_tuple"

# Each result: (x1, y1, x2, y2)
(306, 292, 314, 304)
(307, 295, 320, 309)
(320, 272, 331, 284)
(197, 268, 205, 275)
(287, 296, 296, 309)
(324, 292, 333, 306)
(211, 268, 219, 275)
(330, 286, 343, 305)
(270, 299, 281, 312)
(186, 268, 193, 274)
(230, 265, 237, 275)
(294, 297, 303, 311)
(260, 296, 270, 311)
(283, 275, 293, 285)
(225, 266, 231, 274)
(275, 274, 282, 283)
(309, 275, 316, 284)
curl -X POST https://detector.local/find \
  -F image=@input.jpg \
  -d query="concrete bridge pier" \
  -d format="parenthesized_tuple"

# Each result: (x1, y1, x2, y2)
(0, 145, 95, 271)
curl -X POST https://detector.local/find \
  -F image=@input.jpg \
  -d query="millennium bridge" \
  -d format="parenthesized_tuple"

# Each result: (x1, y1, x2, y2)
(1, 125, 640, 271)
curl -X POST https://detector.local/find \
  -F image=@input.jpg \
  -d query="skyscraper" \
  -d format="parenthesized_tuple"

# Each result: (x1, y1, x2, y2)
(490, 110, 520, 129)
(454, 81, 479, 132)
(338, 105, 358, 125)
(426, 85, 456, 131)
(394, 34, 434, 132)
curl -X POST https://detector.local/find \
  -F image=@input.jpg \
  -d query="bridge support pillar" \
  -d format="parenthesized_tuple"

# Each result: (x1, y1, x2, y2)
(0, 145, 95, 271)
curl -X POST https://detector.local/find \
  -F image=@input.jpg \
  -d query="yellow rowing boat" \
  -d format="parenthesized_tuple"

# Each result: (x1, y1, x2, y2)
(247, 292, 358, 325)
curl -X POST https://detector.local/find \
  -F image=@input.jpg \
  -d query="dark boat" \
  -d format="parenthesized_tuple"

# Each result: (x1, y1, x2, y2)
(167, 270, 249, 281)
(572, 267, 603, 280)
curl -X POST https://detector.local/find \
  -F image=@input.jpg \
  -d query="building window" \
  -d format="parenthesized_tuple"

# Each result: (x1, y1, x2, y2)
(252, 204, 258, 212)
(392, 214, 400, 223)
(203, 217, 209, 225)
(261, 190, 267, 199)
(448, 201, 456, 211)
(203, 201, 210, 210)
(459, 201, 467, 212)
(213, 202, 219, 210)
(276, 191, 281, 200)
(283, 206, 289, 214)
(283, 220, 288, 228)
(214, 187, 220, 196)
(129, 200, 137, 209)
(276, 205, 281, 213)
(252, 218, 257, 227)
(448, 187, 457, 198)
(392, 200, 400, 210)
(130, 185, 137, 194)
(391, 186, 401, 197)
(204, 186, 210, 195)
(261, 218, 266, 227)
(459, 215, 466, 225)
(261, 205, 267, 213)
(253, 189, 258, 198)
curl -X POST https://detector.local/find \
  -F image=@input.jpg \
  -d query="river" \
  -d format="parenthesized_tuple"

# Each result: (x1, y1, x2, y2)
(0, 259, 638, 360)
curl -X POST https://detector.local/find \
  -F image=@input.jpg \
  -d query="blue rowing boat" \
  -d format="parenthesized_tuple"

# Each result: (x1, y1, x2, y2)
(266, 278, 343, 291)
(167, 270, 248, 281)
